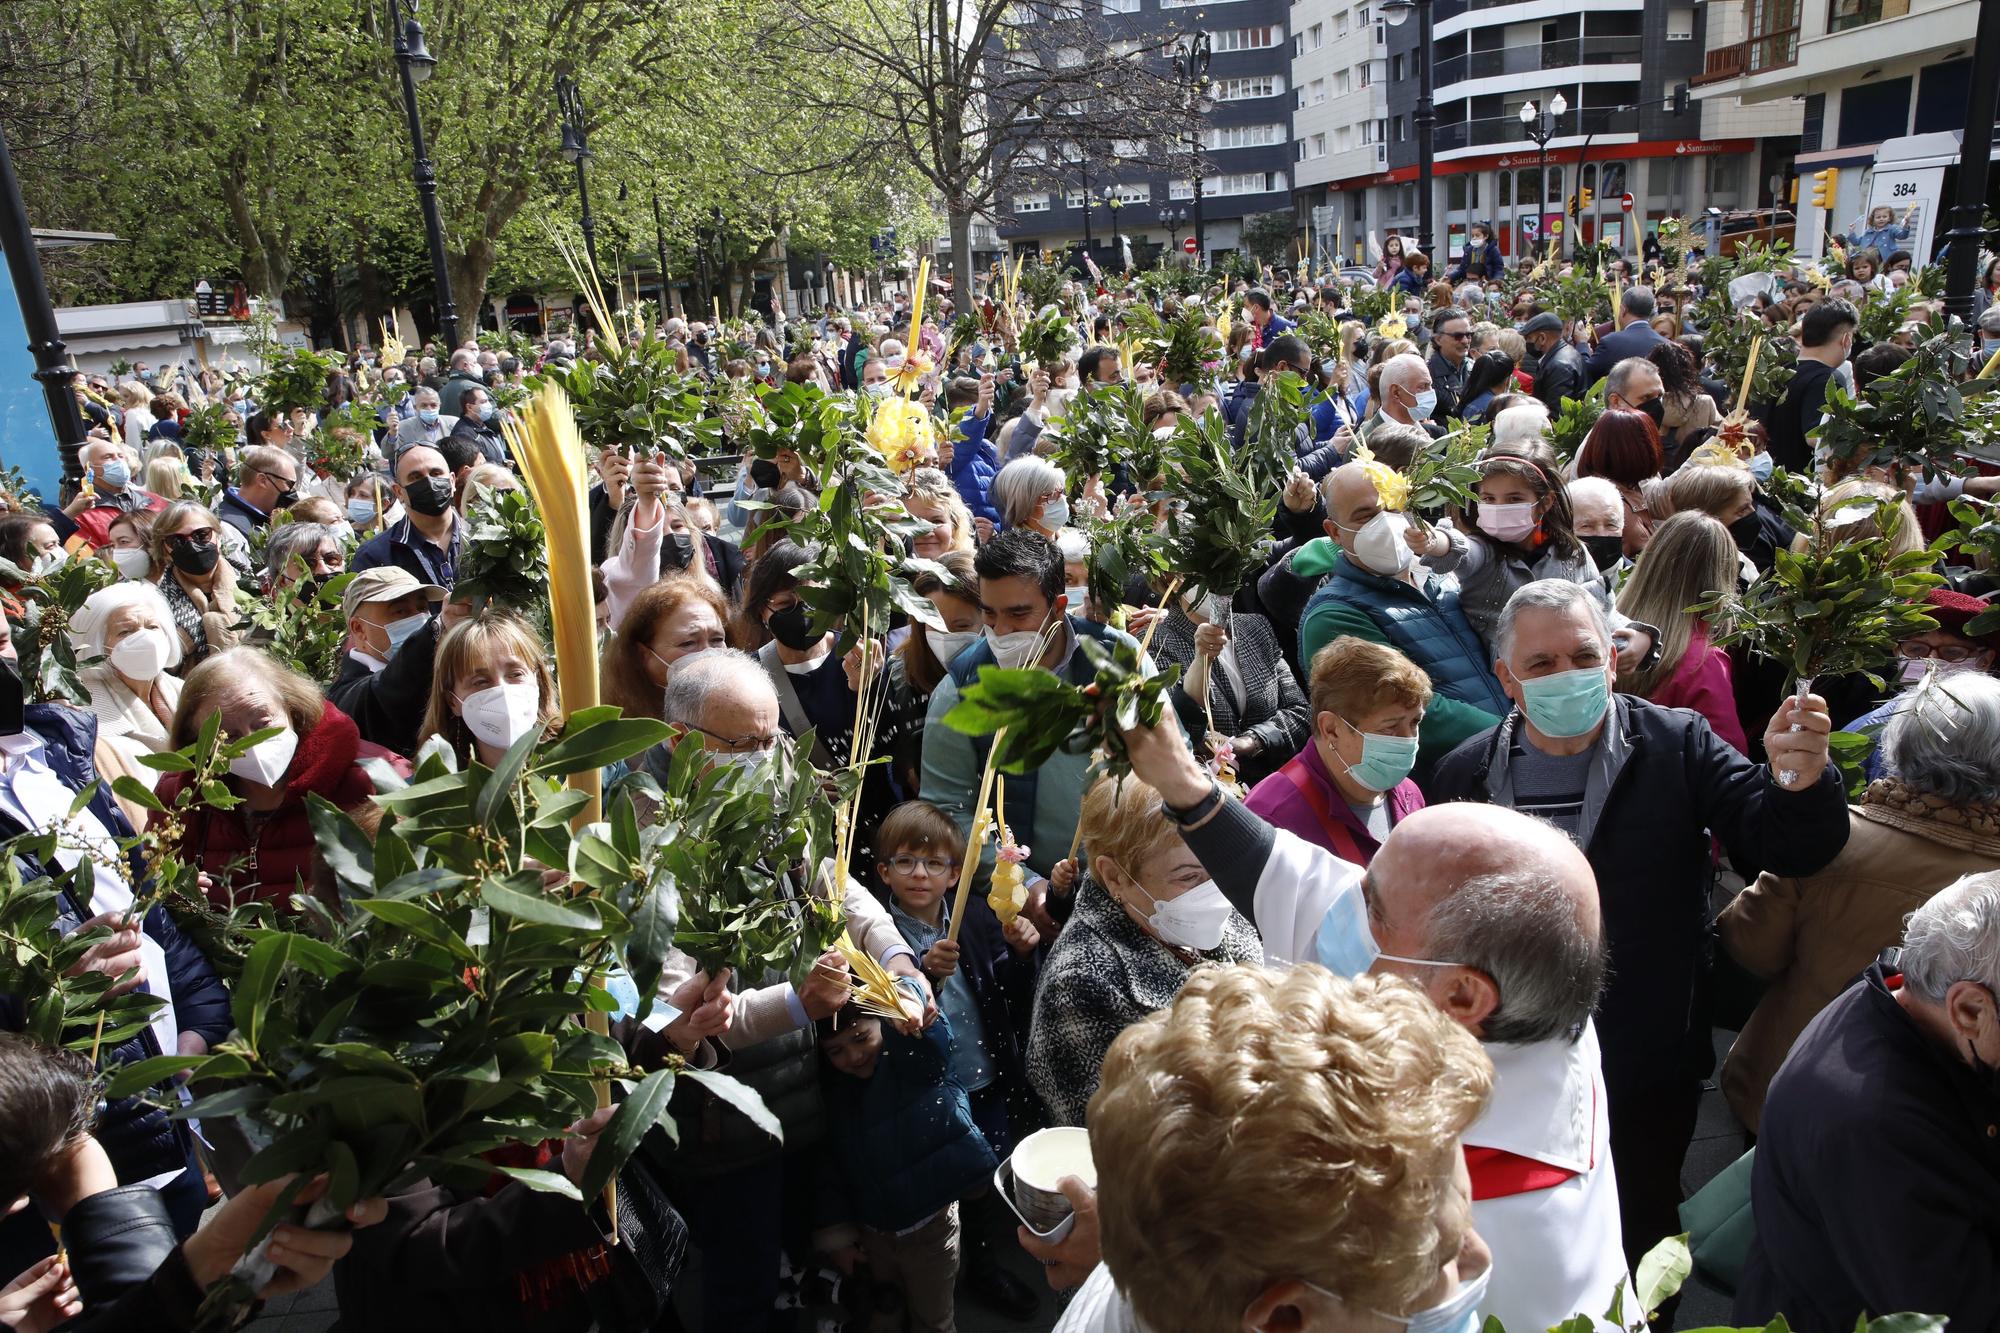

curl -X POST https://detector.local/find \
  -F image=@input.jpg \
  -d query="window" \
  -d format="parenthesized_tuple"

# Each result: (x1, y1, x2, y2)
(1336, 9, 1350, 34)
(1310, 77, 1327, 104)
(1391, 53, 1404, 80)
(1666, 5, 1694, 37)
(1376, 117, 1387, 143)
(1296, 88, 1306, 109)
(1336, 126, 1351, 150)
(1360, 120, 1376, 144)
(1394, 115, 1406, 142)
(1309, 21, 1323, 47)
(1014, 194, 1051, 213)
(1206, 122, 1287, 148)
(1169, 178, 1195, 200)
(1292, 33, 1302, 54)
(1054, 46, 1085, 67)
(1112, 138, 1148, 157)
(1100, 0, 1138, 11)
(1358, 6, 1370, 26)
(1297, 139, 1307, 161)
(1112, 183, 1152, 203)
(1359, 60, 1373, 86)
(1208, 171, 1287, 195)
(1311, 132, 1327, 157)
(1212, 24, 1280, 49)
(1214, 75, 1284, 99)
(1335, 69, 1351, 94)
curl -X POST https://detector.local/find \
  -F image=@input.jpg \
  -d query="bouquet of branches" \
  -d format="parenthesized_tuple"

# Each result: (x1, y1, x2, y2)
(1038, 382, 1148, 484)
(546, 330, 722, 465)
(1346, 284, 1395, 327)
(179, 404, 234, 482)
(245, 570, 355, 686)
(2, 550, 117, 706)
(1547, 378, 1609, 468)
(1814, 320, 1977, 484)
(1124, 301, 1225, 389)
(107, 713, 787, 1322)
(1018, 306, 1080, 369)
(945, 310, 986, 366)
(942, 634, 1180, 780)
(1083, 502, 1168, 634)
(1242, 370, 1313, 498)
(1942, 497, 2000, 637)
(1550, 267, 1610, 328)
(1404, 421, 1489, 517)
(1855, 265, 1945, 344)
(1161, 409, 1276, 605)
(746, 380, 850, 464)
(454, 484, 551, 632)
(1016, 257, 1074, 315)
(0, 845, 165, 1055)
(305, 406, 376, 481)
(256, 345, 345, 419)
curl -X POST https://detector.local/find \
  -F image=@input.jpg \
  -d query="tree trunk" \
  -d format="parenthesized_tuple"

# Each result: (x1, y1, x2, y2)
(446, 243, 496, 339)
(948, 209, 976, 314)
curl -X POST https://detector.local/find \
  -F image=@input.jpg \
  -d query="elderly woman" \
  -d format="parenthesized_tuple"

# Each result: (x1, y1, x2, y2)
(262, 521, 347, 593)
(1025, 771, 1263, 1125)
(71, 581, 185, 778)
(155, 647, 403, 913)
(1567, 475, 1629, 578)
(147, 500, 239, 670)
(1717, 673, 2000, 1132)
(1244, 637, 1430, 866)
(990, 456, 1068, 537)
(1150, 585, 1309, 789)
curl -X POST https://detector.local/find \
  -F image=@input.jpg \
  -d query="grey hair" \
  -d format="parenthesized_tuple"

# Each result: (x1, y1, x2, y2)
(264, 522, 342, 581)
(1900, 871, 2000, 1003)
(1620, 286, 1657, 320)
(1379, 352, 1428, 400)
(1423, 869, 1607, 1044)
(1885, 672, 2000, 806)
(1495, 578, 1612, 664)
(1490, 402, 1551, 450)
(1606, 357, 1656, 403)
(991, 456, 1066, 529)
(660, 647, 768, 729)
(411, 385, 441, 407)
(1566, 477, 1625, 533)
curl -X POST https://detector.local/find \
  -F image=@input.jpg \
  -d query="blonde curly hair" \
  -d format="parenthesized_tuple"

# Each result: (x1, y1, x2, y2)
(1091, 965, 1492, 1332)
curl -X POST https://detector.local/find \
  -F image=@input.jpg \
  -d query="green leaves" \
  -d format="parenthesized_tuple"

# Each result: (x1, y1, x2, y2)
(944, 635, 1181, 780)
(1814, 320, 1978, 484)
(243, 566, 354, 685)
(4, 548, 118, 706)
(1018, 306, 1080, 368)
(1124, 300, 1226, 390)
(1160, 407, 1275, 604)
(1039, 382, 1147, 484)
(573, 1068, 677, 1206)
(454, 486, 551, 635)
(482, 872, 602, 931)
(1632, 1233, 1692, 1323)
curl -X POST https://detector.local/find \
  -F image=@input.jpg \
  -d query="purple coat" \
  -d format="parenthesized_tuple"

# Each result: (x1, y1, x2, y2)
(1242, 740, 1424, 866)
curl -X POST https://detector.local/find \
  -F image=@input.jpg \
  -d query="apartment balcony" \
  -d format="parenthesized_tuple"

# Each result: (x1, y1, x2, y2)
(1435, 36, 1643, 89)
(1434, 105, 1638, 153)
(1691, 26, 1799, 86)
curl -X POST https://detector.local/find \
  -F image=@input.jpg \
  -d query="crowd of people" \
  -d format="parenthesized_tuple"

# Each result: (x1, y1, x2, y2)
(1, 225, 1997, 1333)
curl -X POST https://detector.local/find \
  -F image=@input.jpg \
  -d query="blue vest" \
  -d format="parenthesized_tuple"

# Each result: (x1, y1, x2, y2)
(945, 616, 1132, 838)
(1303, 555, 1509, 716)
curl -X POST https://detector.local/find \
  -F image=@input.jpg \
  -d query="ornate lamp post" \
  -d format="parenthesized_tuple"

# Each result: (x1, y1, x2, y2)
(1172, 33, 1212, 259)
(1520, 93, 1566, 257)
(555, 75, 601, 298)
(1380, 0, 1435, 257)
(388, 0, 458, 348)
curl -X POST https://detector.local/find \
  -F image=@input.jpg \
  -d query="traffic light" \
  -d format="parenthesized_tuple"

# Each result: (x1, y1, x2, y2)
(1672, 82, 1690, 116)
(1810, 167, 1839, 211)
(1581, 186, 1595, 209)
(1789, 176, 1800, 205)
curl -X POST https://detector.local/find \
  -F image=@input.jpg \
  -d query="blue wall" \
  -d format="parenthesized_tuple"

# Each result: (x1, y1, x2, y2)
(0, 239, 59, 503)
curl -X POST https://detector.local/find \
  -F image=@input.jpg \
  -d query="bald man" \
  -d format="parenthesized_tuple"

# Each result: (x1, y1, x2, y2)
(1111, 720, 1630, 1332)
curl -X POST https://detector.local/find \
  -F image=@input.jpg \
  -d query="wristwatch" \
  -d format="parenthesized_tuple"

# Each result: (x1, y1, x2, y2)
(1626, 620, 1666, 673)
(1161, 780, 1224, 829)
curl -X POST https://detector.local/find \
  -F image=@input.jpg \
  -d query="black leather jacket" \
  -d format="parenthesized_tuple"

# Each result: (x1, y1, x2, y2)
(58, 1185, 209, 1331)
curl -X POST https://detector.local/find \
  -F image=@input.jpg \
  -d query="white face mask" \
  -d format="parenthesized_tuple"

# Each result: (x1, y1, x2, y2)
(1133, 877, 1234, 952)
(927, 626, 981, 666)
(455, 681, 542, 750)
(984, 625, 1046, 671)
(109, 548, 151, 580)
(108, 627, 172, 682)
(708, 745, 774, 773)
(229, 726, 298, 788)
(1343, 511, 1416, 575)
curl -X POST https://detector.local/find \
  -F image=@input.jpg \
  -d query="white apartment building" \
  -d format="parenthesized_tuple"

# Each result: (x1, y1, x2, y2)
(1290, 0, 1391, 265)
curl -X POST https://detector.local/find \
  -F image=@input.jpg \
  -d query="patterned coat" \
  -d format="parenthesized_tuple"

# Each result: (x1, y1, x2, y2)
(1150, 604, 1311, 788)
(1026, 877, 1262, 1126)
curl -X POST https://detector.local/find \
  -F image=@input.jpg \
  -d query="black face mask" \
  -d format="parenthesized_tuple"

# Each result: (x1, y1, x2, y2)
(1635, 397, 1667, 430)
(404, 475, 455, 517)
(766, 603, 819, 652)
(169, 538, 221, 576)
(1581, 533, 1626, 572)
(749, 458, 782, 490)
(1728, 511, 1764, 555)
(664, 532, 695, 570)
(274, 485, 301, 510)
(0, 656, 22, 737)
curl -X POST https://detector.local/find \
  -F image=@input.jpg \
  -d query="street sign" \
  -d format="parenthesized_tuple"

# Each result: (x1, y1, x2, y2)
(1183, 236, 1198, 254)
(1621, 192, 1635, 212)
(1521, 216, 1539, 238)
(1552, 219, 1565, 234)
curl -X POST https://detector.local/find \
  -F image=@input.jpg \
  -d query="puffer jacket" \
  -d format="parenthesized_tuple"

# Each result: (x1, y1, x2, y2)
(948, 410, 1000, 524)
(823, 1014, 998, 1233)
(1297, 546, 1507, 770)
(0, 706, 230, 1192)
(158, 700, 404, 913)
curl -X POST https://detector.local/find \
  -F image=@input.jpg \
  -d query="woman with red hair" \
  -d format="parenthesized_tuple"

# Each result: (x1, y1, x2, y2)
(1574, 408, 1664, 557)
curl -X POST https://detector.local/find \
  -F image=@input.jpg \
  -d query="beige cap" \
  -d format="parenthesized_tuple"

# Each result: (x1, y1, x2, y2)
(342, 566, 447, 622)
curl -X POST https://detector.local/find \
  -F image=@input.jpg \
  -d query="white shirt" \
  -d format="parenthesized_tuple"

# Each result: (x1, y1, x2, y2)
(1053, 1264, 1143, 1333)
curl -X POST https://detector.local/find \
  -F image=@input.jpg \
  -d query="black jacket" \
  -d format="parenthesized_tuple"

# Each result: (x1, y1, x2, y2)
(1737, 964, 2000, 1330)
(446, 416, 509, 467)
(1427, 349, 1470, 422)
(326, 622, 440, 758)
(1584, 322, 1667, 383)
(1427, 696, 1850, 1097)
(1531, 341, 1588, 414)
(437, 368, 487, 419)
(1767, 358, 1835, 473)
(52, 1185, 204, 1332)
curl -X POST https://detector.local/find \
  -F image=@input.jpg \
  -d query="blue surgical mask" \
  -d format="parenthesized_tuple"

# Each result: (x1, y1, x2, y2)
(1748, 452, 1775, 483)
(97, 457, 131, 489)
(347, 499, 379, 525)
(478, 403, 495, 422)
(1410, 387, 1438, 421)
(1040, 495, 1072, 530)
(1517, 666, 1611, 739)
(1329, 717, 1419, 792)
(1308, 1263, 1492, 1333)
(382, 611, 430, 656)
(418, 408, 440, 425)
(1311, 875, 1379, 977)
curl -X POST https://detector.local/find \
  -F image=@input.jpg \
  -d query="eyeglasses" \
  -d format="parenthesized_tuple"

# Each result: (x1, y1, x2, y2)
(1439, 329, 1471, 339)
(887, 855, 955, 877)
(256, 467, 299, 489)
(1899, 642, 1985, 662)
(169, 529, 216, 548)
(690, 722, 781, 752)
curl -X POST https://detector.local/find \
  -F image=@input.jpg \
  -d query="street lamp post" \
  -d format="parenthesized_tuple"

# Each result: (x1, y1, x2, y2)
(1381, 0, 1435, 258)
(1172, 34, 1212, 261)
(1104, 190, 1124, 267)
(389, 0, 458, 349)
(0, 125, 88, 496)
(1941, 0, 2000, 322)
(1519, 93, 1566, 259)
(556, 75, 601, 300)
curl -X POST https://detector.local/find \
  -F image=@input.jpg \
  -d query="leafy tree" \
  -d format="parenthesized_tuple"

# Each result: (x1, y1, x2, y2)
(1240, 211, 1298, 266)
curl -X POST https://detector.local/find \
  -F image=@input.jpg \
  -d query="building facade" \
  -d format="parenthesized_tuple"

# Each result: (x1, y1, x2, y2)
(1290, 0, 1390, 266)
(995, 0, 1298, 265)
(1692, 0, 1989, 261)
(1290, 0, 1768, 273)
